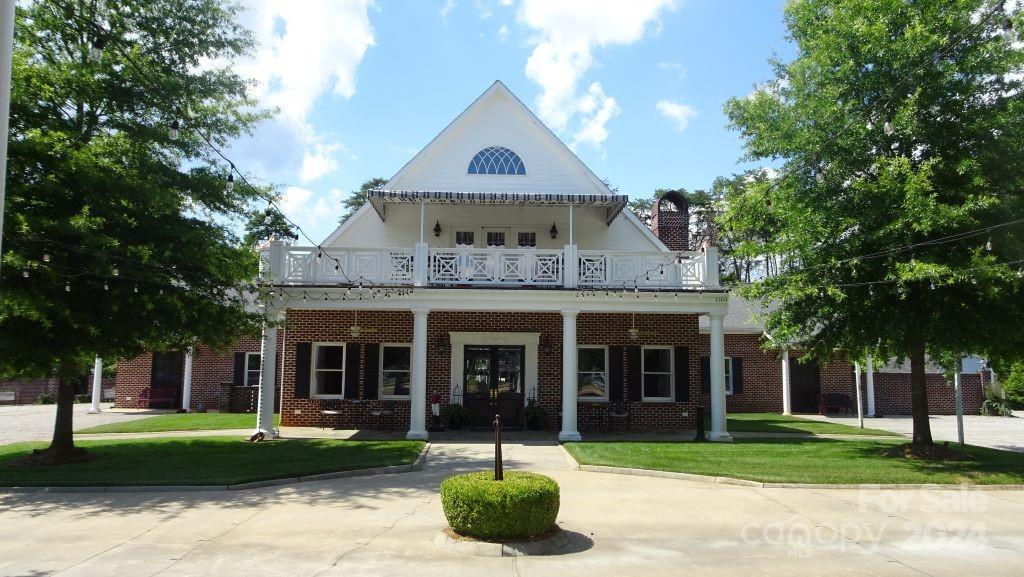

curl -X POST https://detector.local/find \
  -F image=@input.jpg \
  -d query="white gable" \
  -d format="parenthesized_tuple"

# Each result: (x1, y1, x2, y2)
(384, 81, 612, 195)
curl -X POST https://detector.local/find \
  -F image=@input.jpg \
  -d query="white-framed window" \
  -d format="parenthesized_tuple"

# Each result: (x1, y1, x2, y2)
(725, 356, 734, 395)
(577, 345, 608, 400)
(486, 231, 506, 247)
(380, 344, 412, 398)
(642, 346, 673, 401)
(517, 231, 537, 248)
(312, 342, 346, 398)
(455, 231, 475, 246)
(244, 352, 262, 387)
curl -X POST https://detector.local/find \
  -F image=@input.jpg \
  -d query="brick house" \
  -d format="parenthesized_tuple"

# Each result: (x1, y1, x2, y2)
(112, 81, 987, 436)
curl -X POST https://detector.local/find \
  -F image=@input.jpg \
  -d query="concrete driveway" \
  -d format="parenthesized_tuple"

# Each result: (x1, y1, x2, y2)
(2, 440, 1022, 577)
(0, 403, 158, 446)
(800, 413, 1024, 452)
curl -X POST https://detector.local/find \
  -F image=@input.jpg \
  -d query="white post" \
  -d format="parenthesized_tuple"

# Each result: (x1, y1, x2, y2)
(407, 307, 429, 440)
(255, 319, 279, 438)
(559, 309, 581, 441)
(865, 354, 875, 417)
(708, 313, 731, 442)
(88, 356, 103, 414)
(181, 348, 194, 412)
(781, 348, 791, 415)
(568, 203, 574, 245)
(419, 199, 425, 244)
(703, 246, 720, 288)
(413, 242, 429, 286)
(0, 0, 14, 278)
(954, 360, 965, 446)
(854, 361, 864, 429)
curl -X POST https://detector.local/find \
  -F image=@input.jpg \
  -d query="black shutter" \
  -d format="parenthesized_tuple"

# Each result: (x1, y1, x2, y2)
(295, 342, 312, 399)
(344, 343, 361, 399)
(627, 346, 642, 402)
(363, 344, 380, 400)
(674, 347, 689, 402)
(608, 346, 623, 401)
(700, 356, 710, 393)
(732, 358, 744, 394)
(232, 352, 246, 387)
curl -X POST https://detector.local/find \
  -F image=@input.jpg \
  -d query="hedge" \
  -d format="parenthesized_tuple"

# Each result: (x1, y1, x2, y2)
(440, 471, 560, 540)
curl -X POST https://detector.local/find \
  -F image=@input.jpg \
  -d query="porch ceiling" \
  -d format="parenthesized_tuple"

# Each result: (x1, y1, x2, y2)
(367, 189, 627, 225)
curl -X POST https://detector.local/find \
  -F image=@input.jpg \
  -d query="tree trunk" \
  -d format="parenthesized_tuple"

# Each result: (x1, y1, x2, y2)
(50, 360, 78, 452)
(909, 346, 933, 447)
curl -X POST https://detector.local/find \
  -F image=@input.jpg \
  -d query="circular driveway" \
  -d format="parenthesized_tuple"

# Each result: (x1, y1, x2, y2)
(1, 440, 1022, 576)
(0, 403, 158, 446)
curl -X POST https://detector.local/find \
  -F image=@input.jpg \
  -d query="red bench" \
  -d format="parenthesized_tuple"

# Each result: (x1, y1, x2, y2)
(818, 393, 854, 415)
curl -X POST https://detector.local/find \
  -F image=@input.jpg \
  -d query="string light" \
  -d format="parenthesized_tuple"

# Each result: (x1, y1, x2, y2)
(169, 118, 180, 141)
(65, 282, 71, 292)
(89, 35, 105, 62)
(112, 267, 119, 277)
(986, 237, 993, 251)
(883, 120, 894, 135)
(226, 170, 235, 192)
(22, 270, 29, 278)
(42, 253, 50, 262)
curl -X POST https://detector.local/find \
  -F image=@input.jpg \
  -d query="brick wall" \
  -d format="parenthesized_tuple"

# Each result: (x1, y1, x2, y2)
(0, 374, 114, 405)
(650, 206, 688, 250)
(872, 372, 985, 416)
(113, 336, 277, 411)
(278, 309, 703, 430)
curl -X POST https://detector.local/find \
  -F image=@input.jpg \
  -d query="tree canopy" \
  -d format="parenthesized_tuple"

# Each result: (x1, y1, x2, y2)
(340, 177, 387, 223)
(723, 0, 1024, 445)
(0, 0, 272, 460)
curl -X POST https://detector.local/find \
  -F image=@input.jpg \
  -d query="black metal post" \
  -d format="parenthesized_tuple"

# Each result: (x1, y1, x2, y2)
(694, 406, 707, 442)
(494, 413, 504, 480)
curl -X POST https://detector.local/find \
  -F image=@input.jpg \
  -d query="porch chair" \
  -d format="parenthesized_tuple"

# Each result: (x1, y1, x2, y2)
(370, 400, 396, 431)
(135, 387, 151, 409)
(318, 399, 343, 429)
(606, 401, 631, 432)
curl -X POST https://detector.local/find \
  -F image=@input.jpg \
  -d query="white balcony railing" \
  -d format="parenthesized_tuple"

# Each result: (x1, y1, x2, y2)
(264, 243, 718, 290)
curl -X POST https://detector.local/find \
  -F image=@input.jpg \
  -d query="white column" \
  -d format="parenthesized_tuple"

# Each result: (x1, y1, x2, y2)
(0, 0, 14, 278)
(407, 307, 429, 440)
(781, 348, 791, 415)
(854, 361, 864, 428)
(954, 360, 965, 446)
(88, 356, 103, 414)
(559, 309, 581, 441)
(865, 354, 875, 417)
(708, 313, 731, 441)
(255, 322, 279, 438)
(703, 246, 720, 288)
(181, 348, 194, 412)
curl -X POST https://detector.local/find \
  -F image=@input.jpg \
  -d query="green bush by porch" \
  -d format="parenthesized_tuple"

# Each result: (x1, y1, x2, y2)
(564, 439, 1024, 485)
(440, 471, 560, 540)
(76, 412, 281, 434)
(0, 437, 424, 487)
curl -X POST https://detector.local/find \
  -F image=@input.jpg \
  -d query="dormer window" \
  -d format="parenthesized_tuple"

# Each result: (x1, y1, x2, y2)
(467, 146, 526, 175)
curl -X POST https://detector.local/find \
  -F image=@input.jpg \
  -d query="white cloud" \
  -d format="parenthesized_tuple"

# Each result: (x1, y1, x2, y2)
(499, 0, 514, 5)
(439, 0, 457, 18)
(517, 0, 676, 148)
(656, 61, 686, 78)
(231, 1, 375, 185)
(278, 186, 346, 233)
(498, 24, 510, 41)
(656, 99, 697, 132)
(474, 0, 492, 19)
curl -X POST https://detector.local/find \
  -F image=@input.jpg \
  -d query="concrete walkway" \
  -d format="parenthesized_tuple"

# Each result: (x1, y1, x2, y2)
(0, 403, 161, 446)
(799, 414, 1024, 453)
(2, 440, 1023, 576)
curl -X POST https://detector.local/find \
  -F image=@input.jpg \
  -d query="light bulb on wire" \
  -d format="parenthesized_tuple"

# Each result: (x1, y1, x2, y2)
(169, 119, 180, 140)
(89, 36, 106, 63)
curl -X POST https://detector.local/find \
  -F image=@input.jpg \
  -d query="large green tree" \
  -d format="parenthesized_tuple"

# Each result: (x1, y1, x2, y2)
(340, 177, 387, 223)
(0, 0, 271, 463)
(723, 0, 1024, 447)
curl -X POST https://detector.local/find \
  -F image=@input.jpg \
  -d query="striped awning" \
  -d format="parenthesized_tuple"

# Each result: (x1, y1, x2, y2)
(368, 189, 627, 225)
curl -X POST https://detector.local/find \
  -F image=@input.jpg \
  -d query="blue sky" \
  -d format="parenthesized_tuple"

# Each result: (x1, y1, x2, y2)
(229, 0, 795, 243)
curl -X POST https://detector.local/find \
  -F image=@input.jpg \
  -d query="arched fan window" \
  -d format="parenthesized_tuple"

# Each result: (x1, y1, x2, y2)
(467, 146, 526, 175)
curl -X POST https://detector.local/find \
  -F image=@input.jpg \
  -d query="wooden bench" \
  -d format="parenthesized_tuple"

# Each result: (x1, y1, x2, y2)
(818, 393, 854, 415)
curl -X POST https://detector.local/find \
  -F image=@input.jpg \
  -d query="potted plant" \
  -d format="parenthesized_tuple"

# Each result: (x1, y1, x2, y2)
(441, 403, 472, 430)
(518, 398, 548, 430)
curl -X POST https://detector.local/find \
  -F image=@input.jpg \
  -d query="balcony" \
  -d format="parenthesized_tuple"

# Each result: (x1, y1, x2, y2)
(264, 243, 719, 290)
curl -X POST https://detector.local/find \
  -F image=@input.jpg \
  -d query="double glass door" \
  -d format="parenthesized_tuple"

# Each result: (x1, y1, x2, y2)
(463, 346, 524, 428)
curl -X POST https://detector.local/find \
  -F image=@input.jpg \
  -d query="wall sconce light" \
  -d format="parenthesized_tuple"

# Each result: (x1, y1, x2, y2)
(435, 334, 449, 352)
(433, 220, 442, 237)
(549, 222, 558, 239)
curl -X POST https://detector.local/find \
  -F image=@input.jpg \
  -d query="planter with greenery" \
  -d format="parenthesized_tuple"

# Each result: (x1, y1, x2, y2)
(518, 399, 549, 430)
(440, 471, 560, 540)
(441, 404, 472, 430)
(981, 393, 1014, 417)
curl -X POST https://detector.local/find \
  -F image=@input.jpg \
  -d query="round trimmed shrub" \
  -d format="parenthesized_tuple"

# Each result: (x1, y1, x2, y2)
(440, 471, 560, 540)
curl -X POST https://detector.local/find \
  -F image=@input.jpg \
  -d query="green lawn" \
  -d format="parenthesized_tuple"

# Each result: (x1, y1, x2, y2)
(0, 437, 425, 486)
(76, 412, 281, 434)
(715, 412, 899, 437)
(565, 439, 1024, 485)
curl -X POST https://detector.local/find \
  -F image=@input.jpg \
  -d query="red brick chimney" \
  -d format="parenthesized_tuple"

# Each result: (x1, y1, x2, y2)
(650, 191, 689, 250)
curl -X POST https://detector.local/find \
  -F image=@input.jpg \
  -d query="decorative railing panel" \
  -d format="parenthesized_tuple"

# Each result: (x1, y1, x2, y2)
(428, 248, 563, 286)
(279, 248, 414, 285)
(576, 250, 705, 288)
